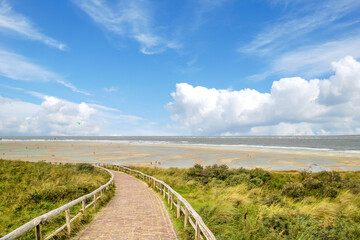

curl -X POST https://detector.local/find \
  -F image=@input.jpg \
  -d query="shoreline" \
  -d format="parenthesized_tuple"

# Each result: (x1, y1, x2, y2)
(1, 141, 359, 171)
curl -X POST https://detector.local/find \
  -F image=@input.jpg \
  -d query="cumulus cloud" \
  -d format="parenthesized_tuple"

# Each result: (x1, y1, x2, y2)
(0, 94, 171, 136)
(0, 96, 100, 135)
(167, 56, 360, 135)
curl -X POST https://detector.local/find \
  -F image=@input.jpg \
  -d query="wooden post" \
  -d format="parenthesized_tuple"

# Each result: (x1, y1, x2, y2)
(170, 193, 173, 209)
(94, 194, 97, 211)
(168, 188, 170, 204)
(65, 209, 71, 235)
(35, 224, 42, 240)
(195, 221, 201, 240)
(82, 200, 86, 213)
(177, 198, 181, 218)
(163, 185, 166, 199)
(184, 208, 189, 227)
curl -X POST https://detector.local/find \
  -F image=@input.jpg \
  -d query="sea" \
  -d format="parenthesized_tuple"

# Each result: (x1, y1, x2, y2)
(1, 136, 360, 153)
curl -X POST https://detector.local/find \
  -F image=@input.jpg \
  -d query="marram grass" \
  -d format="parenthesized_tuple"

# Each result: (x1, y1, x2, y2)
(0, 159, 114, 239)
(132, 164, 360, 240)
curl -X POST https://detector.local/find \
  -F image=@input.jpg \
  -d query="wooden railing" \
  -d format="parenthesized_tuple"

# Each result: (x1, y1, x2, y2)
(107, 164, 216, 240)
(0, 166, 114, 240)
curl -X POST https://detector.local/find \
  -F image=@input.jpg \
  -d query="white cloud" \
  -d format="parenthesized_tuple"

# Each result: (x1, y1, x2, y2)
(251, 36, 360, 80)
(0, 0, 66, 50)
(0, 94, 170, 136)
(239, 0, 360, 56)
(74, 0, 179, 54)
(167, 56, 360, 135)
(103, 87, 118, 92)
(0, 48, 89, 95)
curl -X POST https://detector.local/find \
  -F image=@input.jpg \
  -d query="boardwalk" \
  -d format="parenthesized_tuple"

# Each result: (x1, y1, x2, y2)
(74, 171, 178, 240)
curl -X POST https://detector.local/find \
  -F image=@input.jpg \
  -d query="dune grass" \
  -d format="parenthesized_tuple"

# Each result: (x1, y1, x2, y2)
(132, 165, 360, 239)
(0, 159, 114, 239)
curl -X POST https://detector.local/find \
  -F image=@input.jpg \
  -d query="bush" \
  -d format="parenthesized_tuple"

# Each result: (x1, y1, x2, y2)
(249, 168, 271, 183)
(76, 163, 95, 172)
(323, 186, 338, 198)
(262, 193, 283, 206)
(185, 164, 231, 184)
(249, 177, 264, 188)
(282, 183, 305, 198)
(316, 171, 341, 183)
(303, 178, 322, 190)
(225, 174, 249, 186)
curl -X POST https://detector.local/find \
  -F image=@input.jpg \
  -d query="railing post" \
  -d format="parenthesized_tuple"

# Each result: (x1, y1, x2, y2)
(177, 198, 181, 218)
(82, 200, 86, 213)
(168, 188, 170, 204)
(163, 184, 166, 199)
(184, 208, 189, 227)
(35, 224, 42, 240)
(94, 194, 97, 211)
(195, 221, 201, 240)
(170, 193, 173, 209)
(65, 209, 71, 235)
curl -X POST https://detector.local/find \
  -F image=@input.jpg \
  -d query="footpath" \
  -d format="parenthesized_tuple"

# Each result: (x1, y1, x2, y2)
(74, 170, 178, 240)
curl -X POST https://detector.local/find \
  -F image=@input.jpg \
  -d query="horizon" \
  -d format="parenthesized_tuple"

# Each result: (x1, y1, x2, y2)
(1, 0, 360, 136)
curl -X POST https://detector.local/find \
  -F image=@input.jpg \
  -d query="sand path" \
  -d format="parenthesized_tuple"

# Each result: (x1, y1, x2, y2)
(73, 170, 178, 240)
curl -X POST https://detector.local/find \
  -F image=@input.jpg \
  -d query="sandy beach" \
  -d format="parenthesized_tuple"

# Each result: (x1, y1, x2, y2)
(1, 141, 360, 171)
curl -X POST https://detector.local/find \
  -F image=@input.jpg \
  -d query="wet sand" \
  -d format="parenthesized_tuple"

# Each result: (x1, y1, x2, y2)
(0, 141, 359, 171)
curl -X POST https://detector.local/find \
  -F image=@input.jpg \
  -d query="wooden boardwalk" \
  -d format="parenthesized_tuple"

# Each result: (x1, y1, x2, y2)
(73, 171, 178, 240)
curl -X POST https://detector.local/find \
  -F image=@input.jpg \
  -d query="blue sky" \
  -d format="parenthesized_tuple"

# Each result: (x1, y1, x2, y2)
(1, 0, 360, 136)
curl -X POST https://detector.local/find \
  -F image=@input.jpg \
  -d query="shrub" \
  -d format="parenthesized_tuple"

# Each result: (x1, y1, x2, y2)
(316, 171, 341, 183)
(262, 193, 283, 206)
(249, 168, 271, 183)
(282, 183, 305, 198)
(76, 163, 95, 172)
(225, 174, 249, 186)
(185, 164, 231, 184)
(249, 177, 264, 188)
(303, 178, 322, 190)
(323, 186, 338, 198)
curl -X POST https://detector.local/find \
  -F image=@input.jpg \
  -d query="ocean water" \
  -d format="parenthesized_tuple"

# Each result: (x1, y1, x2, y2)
(1, 135, 360, 153)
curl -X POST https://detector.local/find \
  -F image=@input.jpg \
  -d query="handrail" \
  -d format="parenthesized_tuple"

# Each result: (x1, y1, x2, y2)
(107, 164, 216, 240)
(1, 166, 114, 240)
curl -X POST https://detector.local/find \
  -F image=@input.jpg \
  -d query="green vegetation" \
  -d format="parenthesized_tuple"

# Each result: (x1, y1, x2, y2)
(0, 160, 114, 239)
(133, 164, 360, 239)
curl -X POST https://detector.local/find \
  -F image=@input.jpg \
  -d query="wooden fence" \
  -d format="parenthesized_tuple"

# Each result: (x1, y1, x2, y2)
(107, 164, 216, 240)
(0, 166, 114, 240)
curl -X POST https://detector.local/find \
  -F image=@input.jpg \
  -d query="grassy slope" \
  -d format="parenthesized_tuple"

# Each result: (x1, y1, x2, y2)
(134, 165, 360, 240)
(0, 160, 114, 239)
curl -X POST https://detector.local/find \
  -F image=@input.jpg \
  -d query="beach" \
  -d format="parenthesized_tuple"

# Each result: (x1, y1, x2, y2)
(1, 140, 360, 171)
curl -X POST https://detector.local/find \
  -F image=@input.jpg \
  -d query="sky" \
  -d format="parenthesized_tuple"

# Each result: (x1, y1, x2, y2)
(0, 0, 360, 136)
